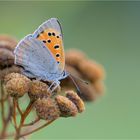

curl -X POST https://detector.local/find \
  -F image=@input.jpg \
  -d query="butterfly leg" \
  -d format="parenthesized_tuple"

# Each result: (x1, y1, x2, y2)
(47, 81, 56, 92)
(51, 81, 60, 93)
(47, 81, 60, 94)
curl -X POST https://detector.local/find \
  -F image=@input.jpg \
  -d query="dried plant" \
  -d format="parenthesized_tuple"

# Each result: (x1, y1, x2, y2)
(62, 49, 105, 101)
(0, 35, 21, 79)
(0, 35, 105, 140)
(1, 72, 85, 140)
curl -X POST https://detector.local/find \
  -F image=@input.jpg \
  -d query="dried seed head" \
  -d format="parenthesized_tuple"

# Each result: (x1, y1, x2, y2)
(0, 35, 17, 69)
(64, 49, 105, 101)
(0, 35, 17, 50)
(66, 90, 85, 113)
(65, 49, 85, 67)
(55, 95, 78, 117)
(4, 72, 24, 83)
(61, 65, 81, 89)
(65, 65, 81, 78)
(76, 80, 97, 101)
(0, 66, 21, 80)
(5, 74, 31, 98)
(78, 60, 105, 83)
(29, 80, 51, 100)
(0, 48, 14, 68)
(34, 98, 60, 121)
(93, 80, 105, 95)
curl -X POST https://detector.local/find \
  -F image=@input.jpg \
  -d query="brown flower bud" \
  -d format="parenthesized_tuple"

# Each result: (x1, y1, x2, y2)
(65, 49, 85, 67)
(0, 35, 17, 50)
(78, 60, 105, 83)
(66, 90, 85, 113)
(0, 35, 17, 69)
(0, 48, 14, 68)
(64, 49, 105, 101)
(93, 80, 105, 95)
(29, 80, 51, 100)
(76, 80, 97, 101)
(61, 65, 81, 89)
(4, 72, 24, 83)
(55, 95, 78, 117)
(0, 66, 21, 80)
(5, 74, 31, 98)
(34, 98, 60, 121)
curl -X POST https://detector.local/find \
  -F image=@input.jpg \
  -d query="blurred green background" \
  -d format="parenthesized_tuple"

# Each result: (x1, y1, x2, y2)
(0, 1, 140, 139)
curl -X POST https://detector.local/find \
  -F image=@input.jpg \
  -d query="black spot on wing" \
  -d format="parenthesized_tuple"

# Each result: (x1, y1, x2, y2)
(54, 45, 59, 49)
(48, 32, 51, 36)
(56, 54, 60, 57)
(43, 40, 46, 43)
(47, 40, 51, 43)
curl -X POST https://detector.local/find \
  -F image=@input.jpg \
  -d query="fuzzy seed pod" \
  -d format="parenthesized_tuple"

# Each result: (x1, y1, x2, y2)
(55, 95, 78, 117)
(78, 60, 105, 83)
(5, 74, 31, 98)
(4, 72, 25, 83)
(0, 35, 17, 69)
(65, 49, 85, 67)
(0, 66, 21, 80)
(0, 35, 17, 50)
(0, 48, 14, 68)
(93, 80, 105, 95)
(34, 98, 60, 121)
(76, 80, 97, 101)
(65, 65, 81, 78)
(29, 80, 51, 100)
(61, 65, 81, 89)
(66, 90, 85, 113)
(64, 49, 105, 101)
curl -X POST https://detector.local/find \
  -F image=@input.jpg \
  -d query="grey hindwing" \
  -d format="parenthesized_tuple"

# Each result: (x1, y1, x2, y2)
(14, 35, 61, 80)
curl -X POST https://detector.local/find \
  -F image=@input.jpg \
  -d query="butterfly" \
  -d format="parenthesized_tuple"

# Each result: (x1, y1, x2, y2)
(14, 18, 69, 93)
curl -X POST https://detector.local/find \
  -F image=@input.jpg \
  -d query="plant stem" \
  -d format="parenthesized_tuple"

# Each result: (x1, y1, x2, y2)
(19, 119, 56, 138)
(23, 117, 40, 127)
(13, 98, 17, 129)
(0, 80, 13, 139)
(14, 100, 34, 140)
(16, 100, 23, 115)
(0, 80, 6, 139)
(0, 80, 5, 122)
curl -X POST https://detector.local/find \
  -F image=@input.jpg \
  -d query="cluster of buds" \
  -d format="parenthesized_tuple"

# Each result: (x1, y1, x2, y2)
(5, 72, 85, 120)
(62, 49, 105, 101)
(0, 35, 105, 140)
(3, 72, 85, 139)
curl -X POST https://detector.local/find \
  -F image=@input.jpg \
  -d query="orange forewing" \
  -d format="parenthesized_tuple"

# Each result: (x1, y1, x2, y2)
(36, 29, 65, 71)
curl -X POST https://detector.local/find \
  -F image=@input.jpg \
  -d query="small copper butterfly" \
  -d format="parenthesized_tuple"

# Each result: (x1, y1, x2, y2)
(14, 18, 69, 92)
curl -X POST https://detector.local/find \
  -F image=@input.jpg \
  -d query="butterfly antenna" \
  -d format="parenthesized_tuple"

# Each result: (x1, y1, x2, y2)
(70, 73, 89, 85)
(68, 74, 82, 95)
